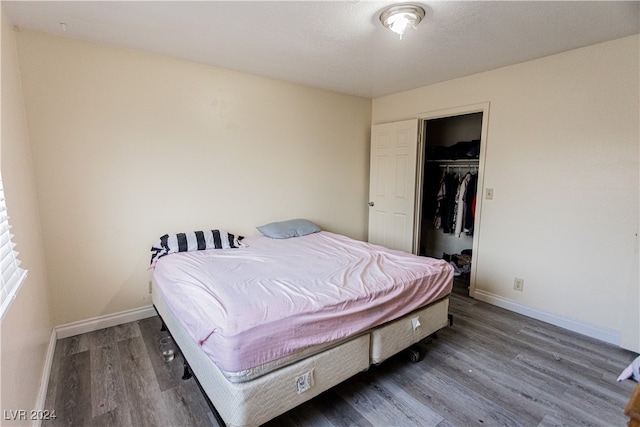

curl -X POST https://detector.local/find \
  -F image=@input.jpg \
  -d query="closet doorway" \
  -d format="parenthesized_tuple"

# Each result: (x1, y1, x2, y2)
(368, 103, 488, 296)
(415, 103, 489, 297)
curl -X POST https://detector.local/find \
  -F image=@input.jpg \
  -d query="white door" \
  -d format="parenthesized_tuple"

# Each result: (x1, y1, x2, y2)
(368, 119, 419, 253)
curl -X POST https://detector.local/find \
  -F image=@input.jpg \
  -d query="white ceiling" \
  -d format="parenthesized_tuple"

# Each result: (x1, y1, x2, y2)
(3, 1, 639, 98)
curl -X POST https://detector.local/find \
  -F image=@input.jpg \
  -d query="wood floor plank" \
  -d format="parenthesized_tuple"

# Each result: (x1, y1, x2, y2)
(508, 352, 630, 425)
(173, 376, 217, 426)
(296, 388, 375, 427)
(519, 323, 637, 377)
(511, 349, 636, 404)
(90, 342, 131, 424)
(373, 374, 444, 426)
(160, 386, 214, 427)
(42, 339, 65, 418)
(63, 334, 90, 356)
(48, 350, 92, 427)
(90, 407, 131, 427)
(367, 354, 502, 426)
(333, 375, 427, 426)
(86, 327, 116, 349)
(113, 321, 142, 342)
(424, 344, 545, 426)
(435, 418, 456, 427)
(561, 382, 631, 424)
(421, 360, 532, 426)
(266, 399, 337, 427)
(137, 316, 183, 392)
(117, 337, 171, 426)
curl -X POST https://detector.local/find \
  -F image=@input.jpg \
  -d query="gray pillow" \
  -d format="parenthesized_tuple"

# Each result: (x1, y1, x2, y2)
(256, 219, 321, 239)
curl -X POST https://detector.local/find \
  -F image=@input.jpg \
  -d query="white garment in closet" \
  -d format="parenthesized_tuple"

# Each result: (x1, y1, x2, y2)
(455, 173, 471, 237)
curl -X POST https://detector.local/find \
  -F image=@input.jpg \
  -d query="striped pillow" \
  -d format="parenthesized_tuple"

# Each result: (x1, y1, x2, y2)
(150, 230, 244, 266)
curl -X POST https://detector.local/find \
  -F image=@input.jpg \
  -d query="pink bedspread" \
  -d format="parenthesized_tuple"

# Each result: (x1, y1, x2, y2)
(152, 231, 453, 374)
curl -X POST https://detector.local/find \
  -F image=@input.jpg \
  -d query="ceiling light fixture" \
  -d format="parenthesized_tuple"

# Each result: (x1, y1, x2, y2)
(380, 3, 425, 40)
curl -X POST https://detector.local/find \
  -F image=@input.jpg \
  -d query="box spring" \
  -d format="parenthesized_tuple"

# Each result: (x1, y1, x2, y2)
(370, 298, 450, 364)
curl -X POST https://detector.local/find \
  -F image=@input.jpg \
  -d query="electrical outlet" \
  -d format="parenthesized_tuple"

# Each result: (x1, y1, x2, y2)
(486, 188, 494, 200)
(148, 280, 153, 294)
(513, 278, 524, 292)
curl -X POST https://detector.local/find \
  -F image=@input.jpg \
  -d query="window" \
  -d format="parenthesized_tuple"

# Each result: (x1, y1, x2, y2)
(0, 176, 28, 321)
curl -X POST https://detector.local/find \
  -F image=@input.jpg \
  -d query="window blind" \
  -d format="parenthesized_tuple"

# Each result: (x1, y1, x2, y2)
(0, 177, 28, 321)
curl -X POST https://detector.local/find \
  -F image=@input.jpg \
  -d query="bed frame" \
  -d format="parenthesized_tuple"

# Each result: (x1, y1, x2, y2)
(152, 280, 451, 427)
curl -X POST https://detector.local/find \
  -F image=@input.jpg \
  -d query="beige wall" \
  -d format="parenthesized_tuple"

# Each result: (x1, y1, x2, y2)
(0, 11, 52, 425)
(373, 35, 639, 350)
(15, 30, 373, 326)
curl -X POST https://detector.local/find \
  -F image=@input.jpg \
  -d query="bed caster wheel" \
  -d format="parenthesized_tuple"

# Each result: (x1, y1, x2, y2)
(407, 345, 422, 363)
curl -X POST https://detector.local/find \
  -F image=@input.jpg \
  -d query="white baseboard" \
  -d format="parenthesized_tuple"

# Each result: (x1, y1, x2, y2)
(55, 305, 157, 339)
(32, 329, 57, 427)
(473, 290, 620, 346)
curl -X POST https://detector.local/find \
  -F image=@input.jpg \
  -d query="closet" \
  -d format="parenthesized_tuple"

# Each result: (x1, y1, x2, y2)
(417, 112, 483, 280)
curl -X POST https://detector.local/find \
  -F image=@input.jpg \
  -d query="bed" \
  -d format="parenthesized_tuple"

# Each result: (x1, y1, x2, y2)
(151, 223, 453, 426)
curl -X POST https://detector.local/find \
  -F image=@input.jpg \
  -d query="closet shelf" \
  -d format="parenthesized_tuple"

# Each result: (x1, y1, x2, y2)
(428, 159, 479, 170)
(426, 159, 479, 164)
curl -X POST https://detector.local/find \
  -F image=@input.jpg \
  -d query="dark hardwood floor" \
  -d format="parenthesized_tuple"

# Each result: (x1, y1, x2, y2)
(43, 277, 638, 426)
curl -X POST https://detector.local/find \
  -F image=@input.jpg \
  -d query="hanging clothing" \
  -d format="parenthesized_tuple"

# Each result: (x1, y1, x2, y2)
(441, 172, 458, 233)
(433, 171, 457, 232)
(433, 171, 446, 230)
(464, 173, 478, 236)
(432, 169, 478, 237)
(455, 173, 472, 237)
(423, 165, 443, 221)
